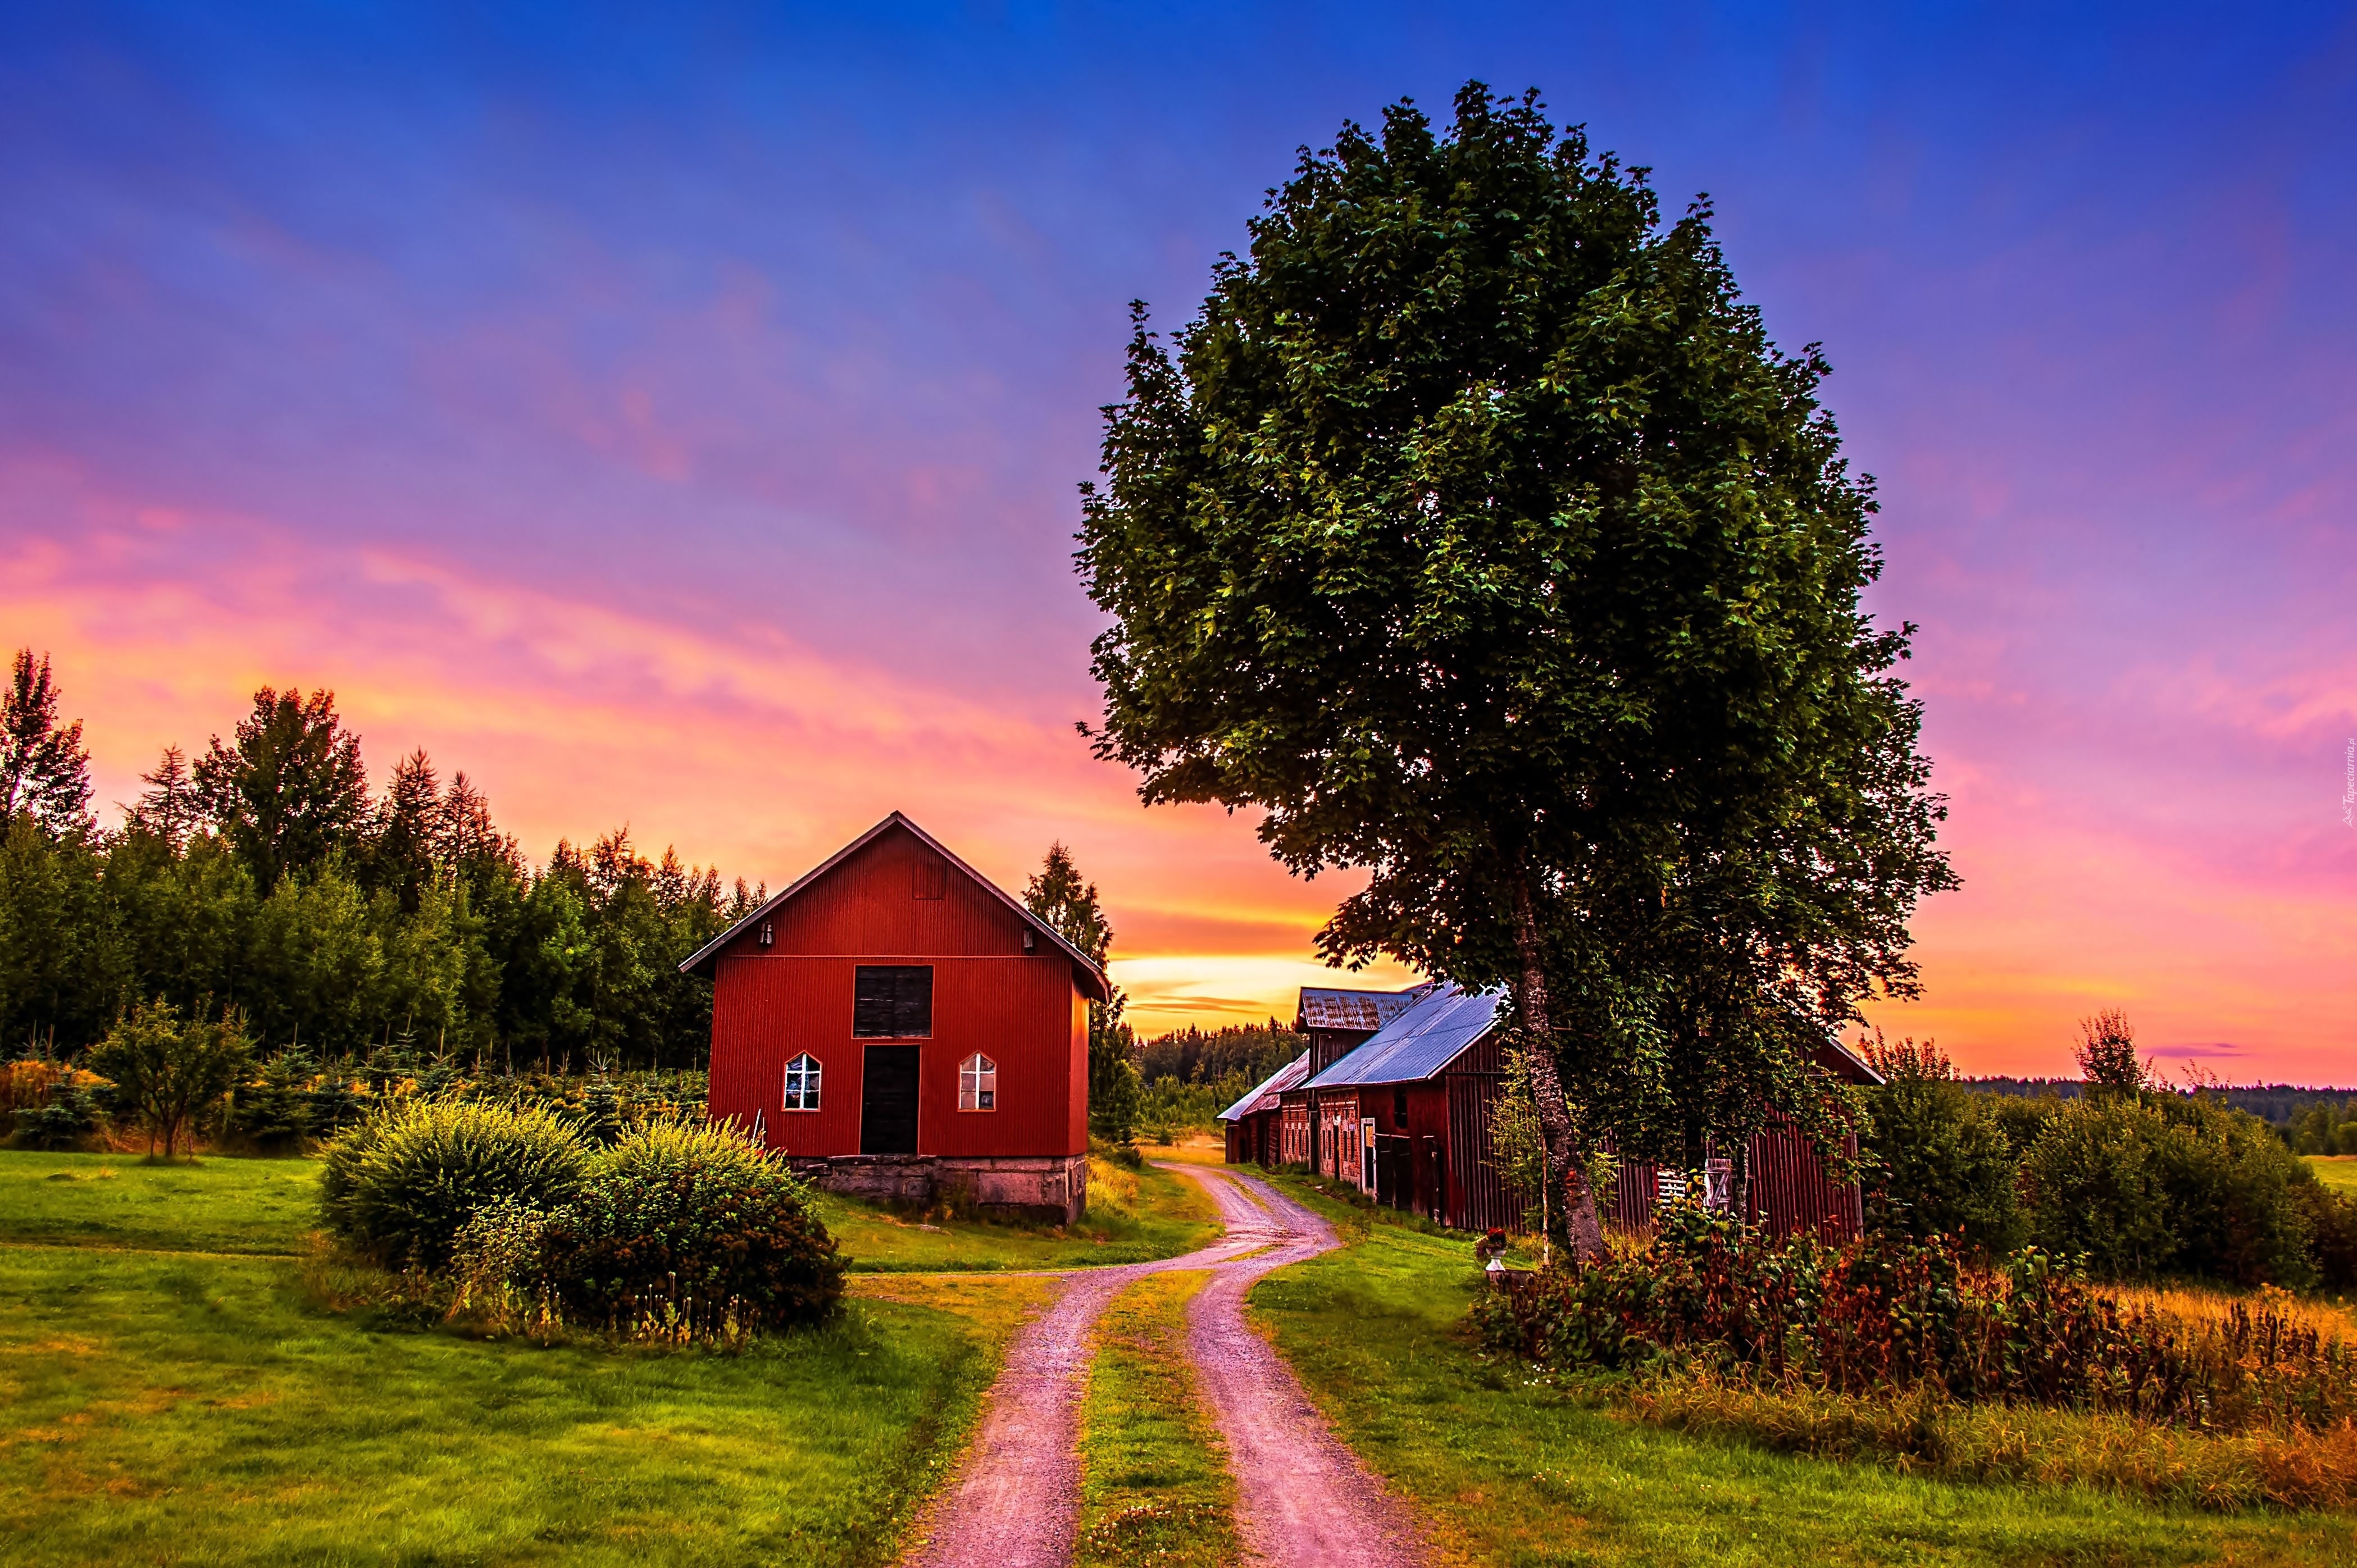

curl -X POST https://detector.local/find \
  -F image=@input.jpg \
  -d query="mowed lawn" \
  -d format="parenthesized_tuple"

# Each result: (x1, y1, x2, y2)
(1245, 1174, 2357, 1568)
(0, 1150, 1086, 1565)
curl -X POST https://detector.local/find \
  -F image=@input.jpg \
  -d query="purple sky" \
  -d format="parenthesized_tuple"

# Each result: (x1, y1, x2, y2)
(3, 4, 2353, 1074)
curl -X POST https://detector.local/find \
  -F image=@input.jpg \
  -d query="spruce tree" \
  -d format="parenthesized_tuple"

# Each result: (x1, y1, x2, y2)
(0, 650, 93, 837)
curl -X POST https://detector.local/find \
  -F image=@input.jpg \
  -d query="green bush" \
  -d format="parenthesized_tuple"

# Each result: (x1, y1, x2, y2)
(2020, 1094, 2177, 1279)
(2292, 1179, 2357, 1291)
(547, 1120, 843, 1335)
(1859, 1034, 2022, 1254)
(2020, 1092, 2317, 1287)
(321, 1097, 591, 1268)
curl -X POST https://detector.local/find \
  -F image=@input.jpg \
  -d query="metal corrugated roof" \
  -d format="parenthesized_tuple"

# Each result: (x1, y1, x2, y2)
(1298, 987, 1422, 1031)
(1305, 984, 1508, 1088)
(1216, 1050, 1312, 1122)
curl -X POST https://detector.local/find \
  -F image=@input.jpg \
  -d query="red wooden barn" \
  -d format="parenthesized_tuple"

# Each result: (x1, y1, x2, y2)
(680, 812, 1108, 1223)
(1227, 981, 1877, 1238)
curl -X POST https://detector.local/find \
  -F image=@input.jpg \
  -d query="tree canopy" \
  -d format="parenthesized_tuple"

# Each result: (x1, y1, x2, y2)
(1079, 83, 1954, 1249)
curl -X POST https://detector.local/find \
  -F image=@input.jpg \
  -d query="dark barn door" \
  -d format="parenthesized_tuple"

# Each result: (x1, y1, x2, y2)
(860, 1046, 921, 1154)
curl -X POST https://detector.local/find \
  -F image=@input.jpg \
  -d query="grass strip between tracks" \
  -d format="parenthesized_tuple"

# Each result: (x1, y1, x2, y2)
(1075, 1268, 1240, 1568)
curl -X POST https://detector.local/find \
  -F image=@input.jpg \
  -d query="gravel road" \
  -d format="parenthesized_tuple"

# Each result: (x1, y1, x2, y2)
(1178, 1165, 1425, 1568)
(902, 1163, 1423, 1568)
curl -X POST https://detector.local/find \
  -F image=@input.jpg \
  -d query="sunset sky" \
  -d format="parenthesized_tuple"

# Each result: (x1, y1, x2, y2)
(3, 4, 2351, 1079)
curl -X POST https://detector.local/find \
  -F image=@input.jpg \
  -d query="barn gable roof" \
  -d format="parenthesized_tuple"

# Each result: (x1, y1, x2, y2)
(1306, 984, 1507, 1088)
(676, 810, 1110, 1001)
(1216, 1050, 1313, 1123)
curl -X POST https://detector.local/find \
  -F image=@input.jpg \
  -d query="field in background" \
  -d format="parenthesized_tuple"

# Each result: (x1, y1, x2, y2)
(2309, 1157, 2357, 1197)
(1244, 1172, 2356, 1566)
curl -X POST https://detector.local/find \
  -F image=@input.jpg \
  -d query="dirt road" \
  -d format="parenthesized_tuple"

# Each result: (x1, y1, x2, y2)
(903, 1162, 1422, 1568)
(1180, 1166, 1424, 1568)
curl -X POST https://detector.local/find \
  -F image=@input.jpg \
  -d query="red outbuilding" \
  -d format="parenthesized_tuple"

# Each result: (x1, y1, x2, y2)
(680, 812, 1108, 1223)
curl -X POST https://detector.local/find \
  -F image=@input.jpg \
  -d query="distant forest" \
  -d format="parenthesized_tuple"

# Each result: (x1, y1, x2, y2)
(0, 656, 757, 1070)
(0, 653, 1312, 1084)
(1964, 1077, 2355, 1132)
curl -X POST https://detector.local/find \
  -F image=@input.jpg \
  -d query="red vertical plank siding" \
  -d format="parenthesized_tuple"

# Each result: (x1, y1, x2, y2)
(703, 824, 1090, 1159)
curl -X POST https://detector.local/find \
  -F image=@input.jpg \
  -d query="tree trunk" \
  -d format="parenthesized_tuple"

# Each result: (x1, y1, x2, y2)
(1512, 873, 1608, 1264)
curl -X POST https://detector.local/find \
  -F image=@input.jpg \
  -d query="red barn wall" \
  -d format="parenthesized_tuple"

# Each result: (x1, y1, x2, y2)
(704, 825, 1088, 1159)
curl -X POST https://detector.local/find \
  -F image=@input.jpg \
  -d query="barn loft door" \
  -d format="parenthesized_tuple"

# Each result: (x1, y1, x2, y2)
(860, 1046, 921, 1154)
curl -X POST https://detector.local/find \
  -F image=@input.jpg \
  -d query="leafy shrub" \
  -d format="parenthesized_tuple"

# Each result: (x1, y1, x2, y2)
(1472, 1205, 2357, 1434)
(2295, 1180, 2357, 1291)
(2021, 1092, 2317, 1287)
(2019, 1093, 2176, 1278)
(89, 998, 253, 1157)
(544, 1120, 842, 1337)
(1859, 1033, 2022, 1254)
(322, 1097, 591, 1268)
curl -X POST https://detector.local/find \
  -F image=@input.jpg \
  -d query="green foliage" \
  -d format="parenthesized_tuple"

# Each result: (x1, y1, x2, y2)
(89, 997, 254, 1157)
(1858, 1032, 2023, 1254)
(0, 666, 749, 1077)
(1134, 1022, 1296, 1087)
(227, 1048, 316, 1150)
(547, 1120, 844, 1336)
(10, 1082, 102, 1150)
(321, 1097, 591, 1268)
(2289, 1097, 2357, 1155)
(0, 649, 93, 836)
(2021, 1091, 2317, 1287)
(1076, 83, 1954, 1216)
(1021, 842, 1141, 1142)
(193, 685, 372, 892)
(2077, 1006, 2146, 1096)
(1474, 1216, 2357, 1436)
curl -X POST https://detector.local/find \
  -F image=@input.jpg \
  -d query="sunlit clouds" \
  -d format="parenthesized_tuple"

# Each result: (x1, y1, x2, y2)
(3, 5, 2352, 1078)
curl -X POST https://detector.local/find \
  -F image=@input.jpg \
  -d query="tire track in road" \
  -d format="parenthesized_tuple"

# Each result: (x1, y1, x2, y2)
(1174, 1165, 1425, 1568)
(902, 1163, 1422, 1568)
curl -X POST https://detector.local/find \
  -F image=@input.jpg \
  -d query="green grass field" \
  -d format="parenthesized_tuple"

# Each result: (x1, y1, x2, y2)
(1244, 1171, 2357, 1567)
(1, 1149, 1220, 1273)
(2309, 1156, 2357, 1196)
(0, 1147, 1203, 1565)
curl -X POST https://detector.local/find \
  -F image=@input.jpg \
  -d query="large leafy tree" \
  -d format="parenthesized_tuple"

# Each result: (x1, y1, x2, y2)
(0, 650, 93, 836)
(1079, 84, 1954, 1254)
(195, 686, 372, 892)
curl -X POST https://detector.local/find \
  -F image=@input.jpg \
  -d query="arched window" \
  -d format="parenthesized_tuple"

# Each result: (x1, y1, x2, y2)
(958, 1052, 997, 1112)
(782, 1052, 822, 1111)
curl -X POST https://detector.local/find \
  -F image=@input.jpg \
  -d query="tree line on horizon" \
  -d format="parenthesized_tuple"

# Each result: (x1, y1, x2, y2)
(0, 649, 1298, 1101)
(0, 651, 755, 1070)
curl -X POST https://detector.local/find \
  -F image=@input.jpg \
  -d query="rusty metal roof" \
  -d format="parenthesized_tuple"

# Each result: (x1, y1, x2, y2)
(1297, 986, 1423, 1032)
(1216, 1050, 1312, 1122)
(1305, 984, 1508, 1088)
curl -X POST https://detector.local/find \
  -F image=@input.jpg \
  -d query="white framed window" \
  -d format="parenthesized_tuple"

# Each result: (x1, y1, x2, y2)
(782, 1052, 822, 1111)
(958, 1052, 997, 1111)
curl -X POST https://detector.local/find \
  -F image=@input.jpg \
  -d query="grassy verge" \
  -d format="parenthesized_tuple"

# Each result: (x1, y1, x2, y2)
(1246, 1172, 2355, 1566)
(1076, 1270, 1238, 1568)
(0, 1244, 1011, 1565)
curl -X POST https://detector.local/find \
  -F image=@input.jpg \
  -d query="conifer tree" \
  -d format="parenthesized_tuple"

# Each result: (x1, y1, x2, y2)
(1023, 843, 1141, 1141)
(0, 650, 93, 836)
(125, 744, 202, 851)
(194, 686, 370, 891)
